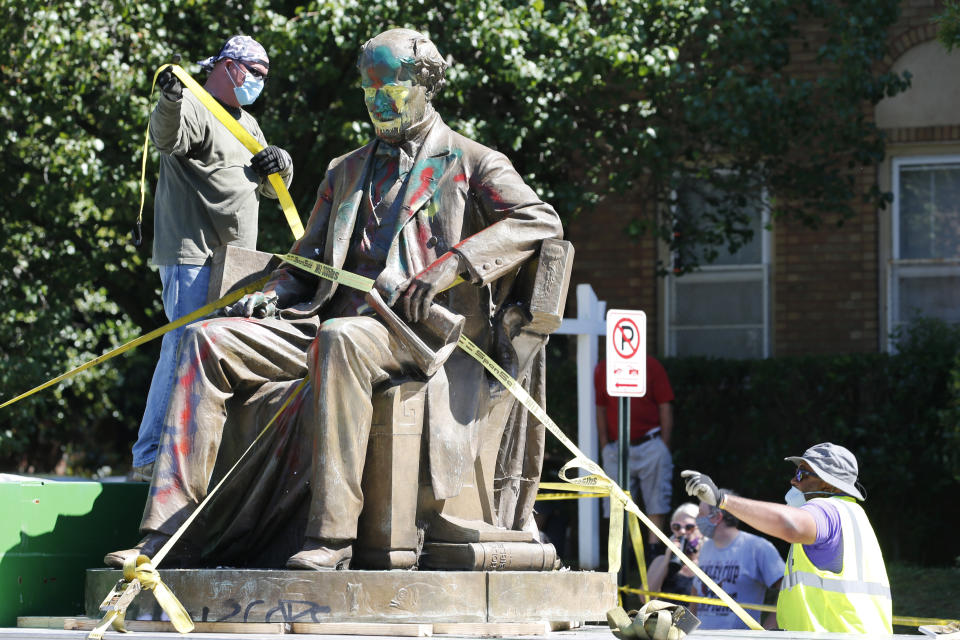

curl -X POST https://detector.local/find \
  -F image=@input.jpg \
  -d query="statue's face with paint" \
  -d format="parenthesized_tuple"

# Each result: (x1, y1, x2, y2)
(359, 41, 430, 144)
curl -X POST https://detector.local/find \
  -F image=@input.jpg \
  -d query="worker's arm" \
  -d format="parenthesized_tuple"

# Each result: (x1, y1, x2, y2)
(658, 402, 673, 448)
(762, 578, 782, 630)
(720, 494, 817, 545)
(596, 405, 609, 450)
(682, 470, 818, 544)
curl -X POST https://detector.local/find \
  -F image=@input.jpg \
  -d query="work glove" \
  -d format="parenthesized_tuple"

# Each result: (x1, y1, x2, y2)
(222, 291, 279, 318)
(251, 145, 292, 178)
(681, 470, 727, 508)
(156, 67, 182, 102)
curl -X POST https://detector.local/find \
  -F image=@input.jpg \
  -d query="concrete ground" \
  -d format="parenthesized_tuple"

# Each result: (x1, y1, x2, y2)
(0, 624, 927, 639)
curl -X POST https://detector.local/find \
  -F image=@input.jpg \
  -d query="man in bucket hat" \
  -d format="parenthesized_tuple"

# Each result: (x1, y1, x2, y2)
(681, 443, 892, 634)
(129, 34, 294, 482)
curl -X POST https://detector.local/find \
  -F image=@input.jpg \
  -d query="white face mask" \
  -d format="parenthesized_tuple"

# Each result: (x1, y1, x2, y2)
(784, 486, 807, 507)
(226, 61, 265, 105)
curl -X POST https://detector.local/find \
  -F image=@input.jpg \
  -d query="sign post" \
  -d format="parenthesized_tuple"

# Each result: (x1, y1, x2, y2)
(605, 310, 646, 583)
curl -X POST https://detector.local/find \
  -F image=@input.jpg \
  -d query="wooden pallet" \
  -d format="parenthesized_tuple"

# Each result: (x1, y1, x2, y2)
(18, 616, 580, 636)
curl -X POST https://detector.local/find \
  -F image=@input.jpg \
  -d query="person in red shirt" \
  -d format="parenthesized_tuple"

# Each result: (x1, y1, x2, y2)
(595, 355, 675, 546)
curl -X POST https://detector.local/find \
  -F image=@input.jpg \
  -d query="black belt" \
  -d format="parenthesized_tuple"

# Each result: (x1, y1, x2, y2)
(630, 431, 661, 446)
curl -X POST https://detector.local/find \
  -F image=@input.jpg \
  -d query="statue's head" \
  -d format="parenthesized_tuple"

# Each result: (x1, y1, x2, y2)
(357, 28, 447, 143)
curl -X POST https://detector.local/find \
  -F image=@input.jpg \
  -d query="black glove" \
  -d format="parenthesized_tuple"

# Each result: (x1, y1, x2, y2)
(681, 469, 727, 508)
(156, 67, 182, 102)
(251, 146, 292, 178)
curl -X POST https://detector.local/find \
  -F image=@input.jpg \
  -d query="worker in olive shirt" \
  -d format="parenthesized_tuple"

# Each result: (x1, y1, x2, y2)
(130, 35, 294, 481)
(682, 443, 892, 634)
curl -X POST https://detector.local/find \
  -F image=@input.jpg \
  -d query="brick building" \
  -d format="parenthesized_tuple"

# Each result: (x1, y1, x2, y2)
(567, 1, 959, 357)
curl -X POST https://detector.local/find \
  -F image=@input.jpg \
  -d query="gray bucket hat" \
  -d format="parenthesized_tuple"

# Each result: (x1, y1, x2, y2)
(785, 442, 866, 501)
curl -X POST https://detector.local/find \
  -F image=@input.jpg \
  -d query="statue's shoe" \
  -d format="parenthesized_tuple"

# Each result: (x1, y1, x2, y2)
(103, 532, 171, 568)
(286, 538, 353, 570)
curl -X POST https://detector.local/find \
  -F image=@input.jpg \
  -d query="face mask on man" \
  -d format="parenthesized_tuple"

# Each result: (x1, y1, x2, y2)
(228, 62, 265, 105)
(695, 515, 717, 539)
(784, 486, 807, 507)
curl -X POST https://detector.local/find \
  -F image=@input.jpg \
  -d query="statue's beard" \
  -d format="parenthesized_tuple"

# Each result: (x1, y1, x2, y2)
(372, 117, 404, 143)
(370, 102, 431, 143)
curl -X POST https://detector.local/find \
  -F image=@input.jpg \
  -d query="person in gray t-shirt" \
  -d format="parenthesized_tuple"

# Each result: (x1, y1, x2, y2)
(130, 35, 293, 479)
(690, 493, 784, 629)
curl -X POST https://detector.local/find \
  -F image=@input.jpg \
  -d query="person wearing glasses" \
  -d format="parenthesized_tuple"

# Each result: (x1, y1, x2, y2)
(687, 489, 784, 630)
(129, 35, 294, 483)
(681, 443, 892, 634)
(646, 503, 703, 600)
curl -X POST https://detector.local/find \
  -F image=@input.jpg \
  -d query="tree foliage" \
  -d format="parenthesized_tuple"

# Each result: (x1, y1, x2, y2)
(936, 0, 960, 51)
(0, 0, 908, 472)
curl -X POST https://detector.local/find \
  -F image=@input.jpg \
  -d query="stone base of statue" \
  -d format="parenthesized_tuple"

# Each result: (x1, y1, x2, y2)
(84, 568, 616, 626)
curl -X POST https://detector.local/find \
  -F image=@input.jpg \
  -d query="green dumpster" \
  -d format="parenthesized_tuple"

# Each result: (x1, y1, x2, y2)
(0, 476, 147, 627)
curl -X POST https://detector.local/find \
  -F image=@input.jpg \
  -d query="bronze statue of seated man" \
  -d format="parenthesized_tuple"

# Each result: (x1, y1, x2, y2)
(105, 28, 563, 571)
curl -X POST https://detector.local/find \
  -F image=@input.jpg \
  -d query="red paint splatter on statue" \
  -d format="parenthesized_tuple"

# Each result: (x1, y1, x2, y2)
(480, 181, 506, 204)
(152, 329, 218, 503)
(409, 166, 434, 203)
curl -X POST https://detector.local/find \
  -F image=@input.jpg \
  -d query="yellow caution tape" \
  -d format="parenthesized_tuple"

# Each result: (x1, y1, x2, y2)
(45, 248, 756, 632)
(0, 276, 271, 410)
(277, 252, 376, 292)
(275, 252, 466, 294)
(898, 616, 960, 628)
(623, 585, 960, 629)
(535, 492, 607, 500)
(456, 332, 762, 631)
(538, 482, 603, 493)
(622, 585, 773, 612)
(536, 482, 609, 500)
(628, 511, 649, 595)
(137, 65, 304, 241)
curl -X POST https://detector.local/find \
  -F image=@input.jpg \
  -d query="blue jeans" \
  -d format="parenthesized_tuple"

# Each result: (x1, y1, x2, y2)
(132, 264, 211, 467)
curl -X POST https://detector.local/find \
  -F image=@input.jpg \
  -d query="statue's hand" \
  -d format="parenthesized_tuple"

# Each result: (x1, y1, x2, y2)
(223, 291, 279, 318)
(400, 252, 464, 324)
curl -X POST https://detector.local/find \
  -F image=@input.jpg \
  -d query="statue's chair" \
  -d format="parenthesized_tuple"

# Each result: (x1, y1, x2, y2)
(205, 238, 573, 570)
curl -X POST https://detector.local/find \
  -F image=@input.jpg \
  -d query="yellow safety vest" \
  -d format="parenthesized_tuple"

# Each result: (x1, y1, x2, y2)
(777, 496, 892, 634)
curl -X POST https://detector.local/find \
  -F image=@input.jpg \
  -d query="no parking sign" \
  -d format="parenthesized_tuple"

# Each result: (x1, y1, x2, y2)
(605, 309, 646, 397)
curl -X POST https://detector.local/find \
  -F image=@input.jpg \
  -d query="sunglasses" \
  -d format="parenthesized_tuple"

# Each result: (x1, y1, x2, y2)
(234, 60, 267, 80)
(795, 467, 818, 482)
(670, 523, 697, 533)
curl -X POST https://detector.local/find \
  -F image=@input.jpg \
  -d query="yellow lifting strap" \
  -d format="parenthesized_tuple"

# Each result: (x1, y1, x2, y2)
(0, 277, 270, 410)
(88, 377, 307, 639)
(137, 64, 304, 241)
(271, 252, 761, 630)
(74, 250, 761, 634)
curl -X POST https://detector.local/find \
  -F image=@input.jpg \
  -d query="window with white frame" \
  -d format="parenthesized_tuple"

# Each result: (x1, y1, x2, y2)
(665, 178, 771, 359)
(889, 157, 960, 341)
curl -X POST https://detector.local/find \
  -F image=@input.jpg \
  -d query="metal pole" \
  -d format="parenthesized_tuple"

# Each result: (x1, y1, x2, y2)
(618, 395, 630, 585)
